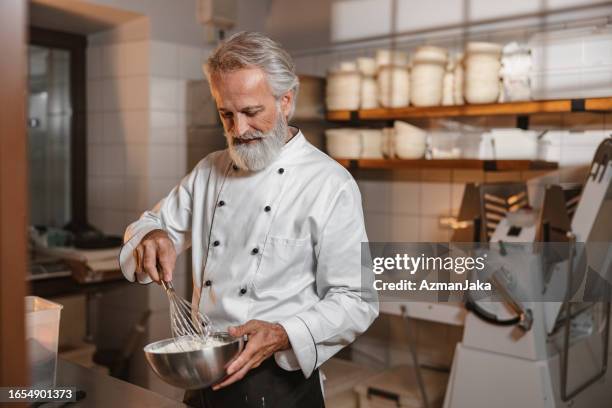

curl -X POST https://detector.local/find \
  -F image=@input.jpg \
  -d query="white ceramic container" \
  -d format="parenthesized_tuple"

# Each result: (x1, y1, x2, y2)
(377, 66, 410, 108)
(464, 42, 502, 104)
(360, 77, 378, 109)
(360, 129, 384, 159)
(410, 46, 448, 107)
(326, 69, 361, 110)
(325, 128, 362, 159)
(394, 121, 427, 159)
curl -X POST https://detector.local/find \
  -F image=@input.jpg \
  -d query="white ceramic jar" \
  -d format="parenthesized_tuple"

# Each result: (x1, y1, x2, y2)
(360, 77, 378, 109)
(326, 68, 361, 110)
(410, 46, 448, 107)
(464, 42, 502, 104)
(377, 65, 410, 108)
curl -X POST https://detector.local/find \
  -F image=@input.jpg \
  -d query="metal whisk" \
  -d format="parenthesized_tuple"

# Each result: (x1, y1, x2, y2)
(161, 280, 215, 348)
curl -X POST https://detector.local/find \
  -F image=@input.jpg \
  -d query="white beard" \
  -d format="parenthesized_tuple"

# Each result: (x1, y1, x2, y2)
(226, 111, 288, 172)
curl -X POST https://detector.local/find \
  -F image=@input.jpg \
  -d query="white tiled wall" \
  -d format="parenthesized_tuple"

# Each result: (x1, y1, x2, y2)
(360, 179, 450, 243)
(358, 171, 469, 243)
(330, 0, 612, 43)
(88, 38, 148, 236)
(87, 39, 213, 236)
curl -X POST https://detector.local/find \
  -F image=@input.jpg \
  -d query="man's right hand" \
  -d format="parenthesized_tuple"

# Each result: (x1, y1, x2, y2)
(134, 229, 176, 284)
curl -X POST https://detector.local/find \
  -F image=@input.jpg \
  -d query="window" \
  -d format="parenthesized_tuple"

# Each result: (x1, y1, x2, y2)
(28, 27, 87, 231)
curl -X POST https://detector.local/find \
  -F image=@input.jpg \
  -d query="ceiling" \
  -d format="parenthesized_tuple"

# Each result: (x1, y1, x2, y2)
(30, 0, 142, 35)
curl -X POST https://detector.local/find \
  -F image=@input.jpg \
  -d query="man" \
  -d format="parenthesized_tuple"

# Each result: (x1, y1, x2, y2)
(119, 31, 378, 407)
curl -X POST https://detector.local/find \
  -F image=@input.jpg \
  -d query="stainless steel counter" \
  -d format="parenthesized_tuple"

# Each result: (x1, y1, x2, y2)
(56, 359, 187, 407)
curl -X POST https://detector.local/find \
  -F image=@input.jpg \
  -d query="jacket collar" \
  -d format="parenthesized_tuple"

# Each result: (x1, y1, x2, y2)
(274, 126, 307, 165)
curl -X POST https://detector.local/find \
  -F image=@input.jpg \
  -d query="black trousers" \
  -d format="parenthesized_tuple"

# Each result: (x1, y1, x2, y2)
(183, 357, 325, 408)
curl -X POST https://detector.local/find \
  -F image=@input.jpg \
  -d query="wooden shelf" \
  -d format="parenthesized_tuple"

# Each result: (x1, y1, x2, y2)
(327, 97, 612, 121)
(335, 158, 558, 171)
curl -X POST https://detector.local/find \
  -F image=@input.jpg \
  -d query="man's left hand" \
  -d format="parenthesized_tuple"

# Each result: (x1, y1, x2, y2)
(212, 319, 290, 390)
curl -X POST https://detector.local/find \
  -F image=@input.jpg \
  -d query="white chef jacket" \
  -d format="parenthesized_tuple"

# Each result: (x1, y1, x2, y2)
(119, 128, 379, 378)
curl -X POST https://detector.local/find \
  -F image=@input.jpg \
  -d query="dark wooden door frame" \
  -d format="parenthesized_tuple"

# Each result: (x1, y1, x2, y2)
(0, 0, 28, 389)
(29, 26, 88, 232)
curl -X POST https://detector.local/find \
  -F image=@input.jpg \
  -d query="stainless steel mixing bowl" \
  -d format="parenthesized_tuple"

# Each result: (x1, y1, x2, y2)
(144, 332, 244, 390)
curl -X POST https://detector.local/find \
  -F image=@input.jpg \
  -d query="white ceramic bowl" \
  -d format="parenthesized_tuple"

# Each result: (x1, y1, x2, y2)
(394, 121, 427, 159)
(326, 71, 361, 110)
(360, 129, 384, 159)
(394, 121, 427, 144)
(395, 143, 427, 159)
(325, 128, 362, 159)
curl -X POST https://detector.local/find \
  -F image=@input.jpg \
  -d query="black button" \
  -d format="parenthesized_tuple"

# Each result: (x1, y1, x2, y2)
(251, 248, 259, 254)
(213, 240, 220, 247)
(218, 200, 225, 207)
(205, 280, 212, 286)
(239, 288, 247, 295)
(278, 168, 285, 174)
(232, 164, 238, 171)
(264, 205, 271, 212)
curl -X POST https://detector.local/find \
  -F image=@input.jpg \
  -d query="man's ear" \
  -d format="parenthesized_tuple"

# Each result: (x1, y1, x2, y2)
(279, 90, 294, 119)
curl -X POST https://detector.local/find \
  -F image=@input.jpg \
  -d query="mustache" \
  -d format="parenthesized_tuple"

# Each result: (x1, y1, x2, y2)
(230, 130, 264, 145)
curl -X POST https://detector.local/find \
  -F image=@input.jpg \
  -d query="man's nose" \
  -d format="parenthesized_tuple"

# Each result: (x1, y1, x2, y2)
(234, 114, 250, 136)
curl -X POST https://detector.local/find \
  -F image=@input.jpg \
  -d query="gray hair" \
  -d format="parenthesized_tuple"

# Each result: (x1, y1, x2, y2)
(204, 31, 300, 120)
